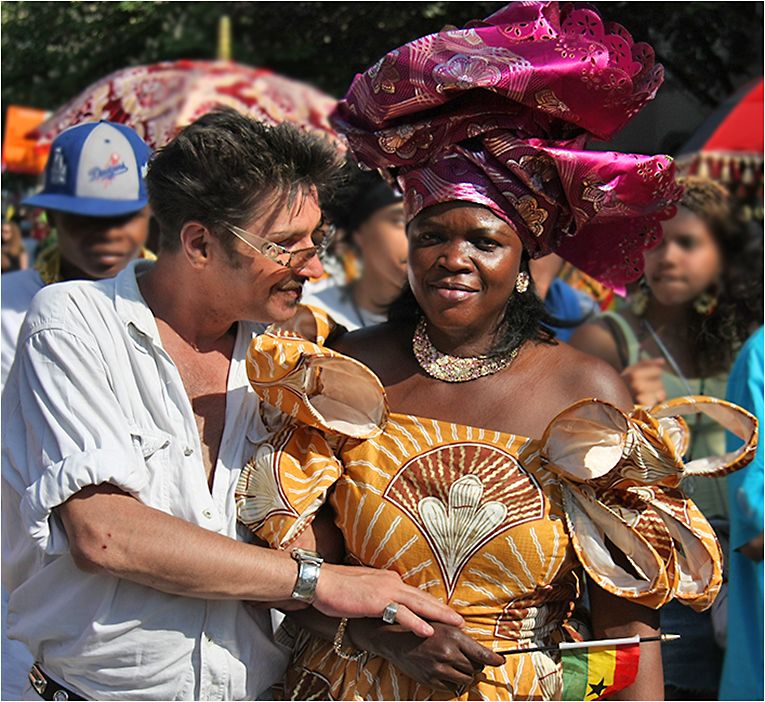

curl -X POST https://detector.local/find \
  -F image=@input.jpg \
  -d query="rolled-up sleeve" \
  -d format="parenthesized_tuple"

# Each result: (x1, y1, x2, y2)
(3, 326, 150, 555)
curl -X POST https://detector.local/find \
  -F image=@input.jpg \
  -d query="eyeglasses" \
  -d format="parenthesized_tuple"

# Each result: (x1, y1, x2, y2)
(225, 220, 336, 270)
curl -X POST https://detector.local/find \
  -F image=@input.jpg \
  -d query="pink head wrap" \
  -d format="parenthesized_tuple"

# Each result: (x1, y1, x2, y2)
(330, 1, 683, 288)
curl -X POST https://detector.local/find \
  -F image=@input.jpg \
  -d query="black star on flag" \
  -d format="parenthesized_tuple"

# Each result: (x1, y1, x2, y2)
(587, 678, 608, 698)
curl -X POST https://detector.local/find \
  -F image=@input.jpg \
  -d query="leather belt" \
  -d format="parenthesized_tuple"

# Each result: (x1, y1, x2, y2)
(29, 664, 86, 701)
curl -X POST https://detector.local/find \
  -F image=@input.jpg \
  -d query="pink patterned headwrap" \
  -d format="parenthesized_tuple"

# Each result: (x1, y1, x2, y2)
(330, 1, 683, 288)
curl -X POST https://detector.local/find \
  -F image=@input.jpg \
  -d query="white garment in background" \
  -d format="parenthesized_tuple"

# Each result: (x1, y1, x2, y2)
(1, 267, 45, 390)
(2, 260, 288, 700)
(303, 283, 386, 331)
(2, 268, 46, 699)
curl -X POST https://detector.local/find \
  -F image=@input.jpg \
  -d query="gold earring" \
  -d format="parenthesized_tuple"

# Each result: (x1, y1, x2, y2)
(515, 271, 530, 293)
(694, 289, 719, 316)
(631, 287, 650, 316)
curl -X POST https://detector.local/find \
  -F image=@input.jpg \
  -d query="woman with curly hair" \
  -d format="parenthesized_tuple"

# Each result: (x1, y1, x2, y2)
(570, 175, 763, 518)
(570, 175, 763, 699)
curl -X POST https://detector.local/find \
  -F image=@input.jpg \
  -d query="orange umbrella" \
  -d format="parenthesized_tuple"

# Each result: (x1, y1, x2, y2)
(2, 105, 51, 174)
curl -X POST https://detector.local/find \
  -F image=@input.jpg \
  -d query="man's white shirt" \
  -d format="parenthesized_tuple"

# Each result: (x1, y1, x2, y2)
(2, 260, 289, 700)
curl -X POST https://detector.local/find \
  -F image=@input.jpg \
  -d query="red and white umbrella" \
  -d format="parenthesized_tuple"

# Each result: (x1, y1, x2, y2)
(29, 59, 340, 154)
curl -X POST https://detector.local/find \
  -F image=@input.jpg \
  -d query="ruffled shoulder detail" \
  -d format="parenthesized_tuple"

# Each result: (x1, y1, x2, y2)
(246, 304, 389, 438)
(541, 397, 758, 610)
(236, 305, 388, 548)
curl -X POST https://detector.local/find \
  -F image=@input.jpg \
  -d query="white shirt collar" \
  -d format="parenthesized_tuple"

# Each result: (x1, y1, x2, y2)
(113, 259, 162, 346)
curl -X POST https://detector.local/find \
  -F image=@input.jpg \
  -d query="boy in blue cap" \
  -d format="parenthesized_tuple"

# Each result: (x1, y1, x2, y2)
(1, 120, 153, 389)
(0, 120, 152, 701)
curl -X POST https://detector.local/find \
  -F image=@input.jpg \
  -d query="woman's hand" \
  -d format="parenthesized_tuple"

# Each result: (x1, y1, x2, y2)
(620, 358, 667, 406)
(349, 619, 505, 691)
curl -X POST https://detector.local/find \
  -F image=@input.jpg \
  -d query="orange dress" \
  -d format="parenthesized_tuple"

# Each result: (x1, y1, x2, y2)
(236, 307, 758, 701)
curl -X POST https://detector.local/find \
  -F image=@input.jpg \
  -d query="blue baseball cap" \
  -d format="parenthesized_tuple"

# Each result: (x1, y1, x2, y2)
(23, 121, 151, 217)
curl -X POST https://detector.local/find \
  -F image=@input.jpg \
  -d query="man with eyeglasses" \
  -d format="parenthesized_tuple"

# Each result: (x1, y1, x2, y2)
(2, 108, 462, 701)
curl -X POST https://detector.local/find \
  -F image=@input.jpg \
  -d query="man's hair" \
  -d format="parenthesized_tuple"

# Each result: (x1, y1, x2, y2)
(145, 107, 343, 253)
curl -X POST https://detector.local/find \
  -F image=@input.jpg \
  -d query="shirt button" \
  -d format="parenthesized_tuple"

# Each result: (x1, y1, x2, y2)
(184, 447, 193, 456)
(202, 509, 213, 519)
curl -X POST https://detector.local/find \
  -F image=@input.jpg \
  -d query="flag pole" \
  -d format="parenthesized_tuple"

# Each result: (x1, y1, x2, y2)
(499, 633, 680, 656)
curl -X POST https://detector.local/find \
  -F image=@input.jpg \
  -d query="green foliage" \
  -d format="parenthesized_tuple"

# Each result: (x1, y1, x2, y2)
(1, 1, 762, 110)
(0, 1, 505, 109)
(2, 2, 167, 109)
(597, 1, 764, 107)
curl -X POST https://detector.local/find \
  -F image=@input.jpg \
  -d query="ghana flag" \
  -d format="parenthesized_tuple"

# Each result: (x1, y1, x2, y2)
(561, 635, 640, 700)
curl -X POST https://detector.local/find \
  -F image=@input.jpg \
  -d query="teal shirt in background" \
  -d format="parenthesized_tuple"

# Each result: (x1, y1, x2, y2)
(719, 326, 764, 701)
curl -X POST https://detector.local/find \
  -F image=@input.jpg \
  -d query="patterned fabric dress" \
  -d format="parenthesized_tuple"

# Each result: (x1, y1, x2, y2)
(236, 308, 758, 701)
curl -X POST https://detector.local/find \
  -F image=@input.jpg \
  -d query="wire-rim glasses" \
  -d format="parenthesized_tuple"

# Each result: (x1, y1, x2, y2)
(225, 220, 336, 270)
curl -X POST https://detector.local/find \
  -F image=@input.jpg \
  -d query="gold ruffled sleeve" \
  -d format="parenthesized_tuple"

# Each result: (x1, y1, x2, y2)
(235, 305, 389, 548)
(541, 396, 758, 611)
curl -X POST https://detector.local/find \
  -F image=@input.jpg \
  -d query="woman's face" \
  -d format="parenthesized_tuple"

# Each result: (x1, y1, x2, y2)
(643, 206, 723, 307)
(354, 202, 408, 292)
(1, 224, 13, 242)
(407, 201, 523, 346)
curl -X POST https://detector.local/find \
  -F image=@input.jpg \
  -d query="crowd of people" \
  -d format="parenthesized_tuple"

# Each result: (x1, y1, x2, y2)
(1, 2, 762, 701)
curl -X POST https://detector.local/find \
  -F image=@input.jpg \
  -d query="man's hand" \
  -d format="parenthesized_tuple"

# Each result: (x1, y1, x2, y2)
(349, 620, 504, 691)
(621, 358, 667, 407)
(314, 564, 464, 637)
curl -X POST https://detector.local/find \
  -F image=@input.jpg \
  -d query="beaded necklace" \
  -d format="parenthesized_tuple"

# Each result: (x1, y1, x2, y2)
(412, 317, 519, 383)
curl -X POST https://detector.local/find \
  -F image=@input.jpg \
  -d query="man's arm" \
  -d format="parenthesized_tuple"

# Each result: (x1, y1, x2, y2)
(726, 329, 764, 563)
(4, 304, 462, 637)
(738, 532, 764, 562)
(58, 484, 463, 636)
(264, 510, 502, 689)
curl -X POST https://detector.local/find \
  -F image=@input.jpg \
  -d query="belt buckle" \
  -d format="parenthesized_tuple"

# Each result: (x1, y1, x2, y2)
(29, 663, 47, 696)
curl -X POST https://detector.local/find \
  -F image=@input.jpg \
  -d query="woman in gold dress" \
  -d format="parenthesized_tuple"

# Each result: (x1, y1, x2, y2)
(236, 3, 758, 699)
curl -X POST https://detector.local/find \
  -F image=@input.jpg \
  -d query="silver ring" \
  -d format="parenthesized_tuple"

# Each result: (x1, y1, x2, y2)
(382, 602, 399, 624)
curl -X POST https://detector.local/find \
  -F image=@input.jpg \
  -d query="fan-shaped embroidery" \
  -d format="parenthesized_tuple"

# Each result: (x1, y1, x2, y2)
(236, 443, 296, 531)
(384, 442, 546, 597)
(418, 475, 507, 588)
